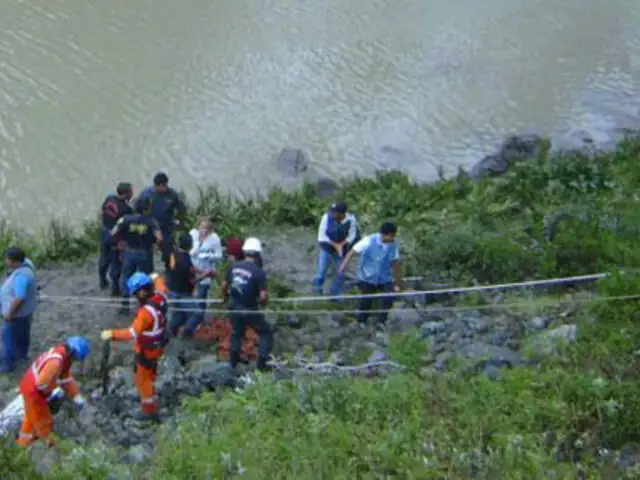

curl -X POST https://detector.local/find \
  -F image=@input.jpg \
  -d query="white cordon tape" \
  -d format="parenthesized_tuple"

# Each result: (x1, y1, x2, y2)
(38, 271, 613, 306)
(33, 292, 640, 315)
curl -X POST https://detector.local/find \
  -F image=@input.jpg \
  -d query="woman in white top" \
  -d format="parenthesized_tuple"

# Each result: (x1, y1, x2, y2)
(184, 218, 223, 336)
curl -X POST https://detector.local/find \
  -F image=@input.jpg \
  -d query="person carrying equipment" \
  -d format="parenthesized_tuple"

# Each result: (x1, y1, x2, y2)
(16, 336, 91, 448)
(312, 202, 359, 296)
(110, 197, 163, 315)
(221, 237, 273, 372)
(100, 272, 168, 423)
(338, 222, 404, 327)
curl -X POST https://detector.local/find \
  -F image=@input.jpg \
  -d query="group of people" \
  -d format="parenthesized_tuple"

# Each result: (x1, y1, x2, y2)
(313, 202, 403, 326)
(1, 171, 403, 450)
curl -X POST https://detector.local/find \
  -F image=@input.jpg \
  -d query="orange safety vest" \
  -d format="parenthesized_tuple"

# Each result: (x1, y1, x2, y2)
(134, 300, 168, 357)
(22, 345, 72, 398)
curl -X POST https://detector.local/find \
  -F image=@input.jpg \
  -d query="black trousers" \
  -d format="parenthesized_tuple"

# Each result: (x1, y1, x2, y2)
(356, 282, 396, 324)
(229, 311, 273, 370)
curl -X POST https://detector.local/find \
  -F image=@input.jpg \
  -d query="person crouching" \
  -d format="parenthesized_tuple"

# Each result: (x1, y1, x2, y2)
(16, 336, 91, 448)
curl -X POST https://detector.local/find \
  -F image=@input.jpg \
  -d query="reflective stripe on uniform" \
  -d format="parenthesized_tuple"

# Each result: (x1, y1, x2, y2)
(141, 395, 157, 405)
(141, 305, 165, 339)
(58, 377, 74, 385)
(31, 349, 64, 389)
(18, 432, 33, 439)
(129, 327, 137, 339)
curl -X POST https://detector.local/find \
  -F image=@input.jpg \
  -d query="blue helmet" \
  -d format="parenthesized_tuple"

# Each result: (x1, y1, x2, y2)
(127, 272, 153, 295)
(65, 336, 91, 361)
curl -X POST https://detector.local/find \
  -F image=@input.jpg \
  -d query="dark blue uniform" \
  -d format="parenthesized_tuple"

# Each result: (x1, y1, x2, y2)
(225, 260, 273, 370)
(99, 195, 132, 294)
(114, 214, 158, 309)
(136, 187, 186, 266)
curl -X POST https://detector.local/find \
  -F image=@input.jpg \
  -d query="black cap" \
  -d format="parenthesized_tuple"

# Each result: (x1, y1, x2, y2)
(153, 172, 169, 186)
(330, 202, 347, 214)
(4, 247, 26, 262)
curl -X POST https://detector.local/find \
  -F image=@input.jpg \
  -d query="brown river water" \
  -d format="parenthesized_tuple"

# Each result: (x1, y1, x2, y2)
(1, 0, 639, 229)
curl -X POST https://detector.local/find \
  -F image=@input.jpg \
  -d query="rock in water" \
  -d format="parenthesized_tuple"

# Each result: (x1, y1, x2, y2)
(499, 134, 546, 163)
(278, 147, 308, 176)
(470, 153, 509, 179)
(470, 134, 547, 179)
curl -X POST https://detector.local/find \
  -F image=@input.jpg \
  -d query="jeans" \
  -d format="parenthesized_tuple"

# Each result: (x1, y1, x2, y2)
(98, 228, 122, 294)
(1, 315, 32, 372)
(230, 310, 273, 370)
(168, 292, 194, 336)
(312, 249, 345, 296)
(183, 283, 210, 337)
(356, 282, 395, 325)
(121, 249, 154, 307)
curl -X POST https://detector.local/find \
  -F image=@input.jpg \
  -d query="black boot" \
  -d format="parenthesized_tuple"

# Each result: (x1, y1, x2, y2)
(133, 411, 161, 423)
(99, 277, 109, 290)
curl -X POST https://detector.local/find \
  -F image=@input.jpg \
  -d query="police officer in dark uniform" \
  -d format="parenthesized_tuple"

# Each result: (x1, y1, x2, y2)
(221, 237, 273, 372)
(99, 182, 133, 294)
(110, 196, 163, 314)
(135, 172, 186, 269)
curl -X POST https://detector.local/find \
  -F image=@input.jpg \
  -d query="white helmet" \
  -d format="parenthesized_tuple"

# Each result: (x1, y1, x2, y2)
(242, 237, 263, 253)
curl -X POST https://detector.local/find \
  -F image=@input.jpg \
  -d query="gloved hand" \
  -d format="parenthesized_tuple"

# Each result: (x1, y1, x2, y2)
(72, 394, 86, 412)
(101, 330, 113, 341)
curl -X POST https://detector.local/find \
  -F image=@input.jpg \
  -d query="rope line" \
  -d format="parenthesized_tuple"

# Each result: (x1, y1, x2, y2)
(37, 271, 613, 305)
(34, 292, 640, 316)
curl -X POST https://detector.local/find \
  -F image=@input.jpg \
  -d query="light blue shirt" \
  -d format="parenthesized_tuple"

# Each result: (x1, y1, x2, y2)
(1, 261, 37, 318)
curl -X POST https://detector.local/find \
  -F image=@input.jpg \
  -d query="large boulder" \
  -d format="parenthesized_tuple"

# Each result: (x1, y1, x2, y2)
(470, 134, 547, 179)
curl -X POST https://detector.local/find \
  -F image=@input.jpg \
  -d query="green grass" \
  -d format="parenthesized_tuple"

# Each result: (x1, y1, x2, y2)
(3, 137, 640, 478)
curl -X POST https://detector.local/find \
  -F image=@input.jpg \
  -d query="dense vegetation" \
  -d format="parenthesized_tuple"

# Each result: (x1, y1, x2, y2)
(2, 136, 640, 478)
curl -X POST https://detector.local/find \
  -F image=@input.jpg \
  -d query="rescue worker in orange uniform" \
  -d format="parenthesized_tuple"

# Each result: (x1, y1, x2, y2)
(100, 272, 168, 423)
(16, 336, 91, 448)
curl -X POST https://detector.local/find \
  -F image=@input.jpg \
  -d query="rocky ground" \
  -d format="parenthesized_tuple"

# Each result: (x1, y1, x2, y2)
(0, 228, 586, 473)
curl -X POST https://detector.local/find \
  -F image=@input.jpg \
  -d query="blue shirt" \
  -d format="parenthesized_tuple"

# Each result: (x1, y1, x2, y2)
(354, 233, 400, 285)
(2, 262, 37, 318)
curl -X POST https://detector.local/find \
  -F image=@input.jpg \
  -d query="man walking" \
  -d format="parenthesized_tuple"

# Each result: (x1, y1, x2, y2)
(338, 222, 403, 327)
(98, 182, 133, 295)
(221, 237, 273, 372)
(1, 247, 38, 373)
(313, 202, 358, 296)
(136, 172, 186, 268)
(110, 197, 162, 314)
